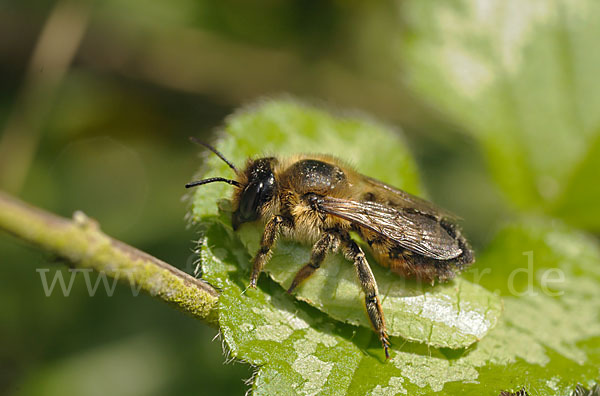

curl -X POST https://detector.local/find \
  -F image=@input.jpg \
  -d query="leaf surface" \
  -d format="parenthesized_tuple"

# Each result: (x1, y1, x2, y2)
(189, 100, 597, 393)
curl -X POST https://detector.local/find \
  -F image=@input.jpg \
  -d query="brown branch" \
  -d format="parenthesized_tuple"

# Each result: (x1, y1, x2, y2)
(0, 190, 219, 325)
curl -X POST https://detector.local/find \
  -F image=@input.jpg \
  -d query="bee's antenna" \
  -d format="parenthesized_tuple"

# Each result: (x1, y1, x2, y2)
(189, 137, 238, 174)
(185, 177, 242, 189)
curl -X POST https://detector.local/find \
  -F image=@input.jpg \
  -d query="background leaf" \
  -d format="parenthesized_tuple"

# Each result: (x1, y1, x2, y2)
(400, 0, 600, 230)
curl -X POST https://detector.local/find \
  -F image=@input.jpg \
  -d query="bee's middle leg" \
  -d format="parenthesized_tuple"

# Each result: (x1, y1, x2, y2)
(341, 233, 391, 359)
(287, 231, 339, 294)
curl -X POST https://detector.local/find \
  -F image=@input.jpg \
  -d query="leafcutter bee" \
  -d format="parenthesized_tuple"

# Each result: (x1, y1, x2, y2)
(186, 138, 474, 359)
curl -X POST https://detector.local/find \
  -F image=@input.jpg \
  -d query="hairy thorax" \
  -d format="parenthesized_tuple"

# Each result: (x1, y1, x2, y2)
(274, 157, 354, 243)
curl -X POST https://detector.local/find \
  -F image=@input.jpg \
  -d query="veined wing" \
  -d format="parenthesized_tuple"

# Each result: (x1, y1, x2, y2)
(361, 176, 459, 220)
(317, 196, 462, 260)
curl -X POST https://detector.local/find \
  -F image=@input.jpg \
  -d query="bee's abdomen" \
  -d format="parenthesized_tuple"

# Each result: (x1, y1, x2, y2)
(360, 228, 473, 283)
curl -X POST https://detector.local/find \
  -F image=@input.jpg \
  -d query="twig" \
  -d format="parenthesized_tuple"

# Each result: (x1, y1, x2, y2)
(0, 190, 219, 325)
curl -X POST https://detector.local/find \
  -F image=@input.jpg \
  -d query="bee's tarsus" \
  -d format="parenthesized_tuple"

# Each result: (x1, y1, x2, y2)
(381, 330, 391, 360)
(383, 339, 391, 360)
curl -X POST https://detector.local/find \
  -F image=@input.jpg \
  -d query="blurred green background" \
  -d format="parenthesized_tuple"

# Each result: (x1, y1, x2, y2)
(2, 0, 599, 395)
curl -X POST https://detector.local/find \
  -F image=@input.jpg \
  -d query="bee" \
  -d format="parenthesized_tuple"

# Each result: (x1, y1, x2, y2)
(186, 138, 474, 359)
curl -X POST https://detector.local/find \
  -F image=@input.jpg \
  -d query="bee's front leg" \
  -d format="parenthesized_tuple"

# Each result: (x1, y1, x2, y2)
(249, 215, 286, 288)
(340, 232, 391, 359)
(286, 231, 339, 294)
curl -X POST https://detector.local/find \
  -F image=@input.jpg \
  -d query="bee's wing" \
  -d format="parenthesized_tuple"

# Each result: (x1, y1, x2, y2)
(363, 176, 459, 220)
(318, 196, 463, 260)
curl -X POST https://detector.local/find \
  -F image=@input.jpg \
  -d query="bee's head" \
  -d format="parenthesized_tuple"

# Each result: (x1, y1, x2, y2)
(185, 138, 277, 230)
(232, 157, 277, 230)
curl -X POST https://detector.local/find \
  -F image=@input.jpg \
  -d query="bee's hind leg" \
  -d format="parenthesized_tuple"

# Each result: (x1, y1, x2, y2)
(287, 231, 339, 294)
(340, 232, 391, 359)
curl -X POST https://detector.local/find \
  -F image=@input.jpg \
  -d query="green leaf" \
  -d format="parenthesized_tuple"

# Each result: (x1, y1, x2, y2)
(400, 0, 600, 230)
(199, 215, 600, 395)
(190, 100, 600, 393)
(183, 99, 596, 393)
(236, 221, 501, 349)
(189, 99, 501, 349)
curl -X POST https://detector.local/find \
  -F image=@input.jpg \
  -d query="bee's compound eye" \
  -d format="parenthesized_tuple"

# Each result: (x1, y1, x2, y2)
(234, 169, 275, 229)
(239, 182, 262, 221)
